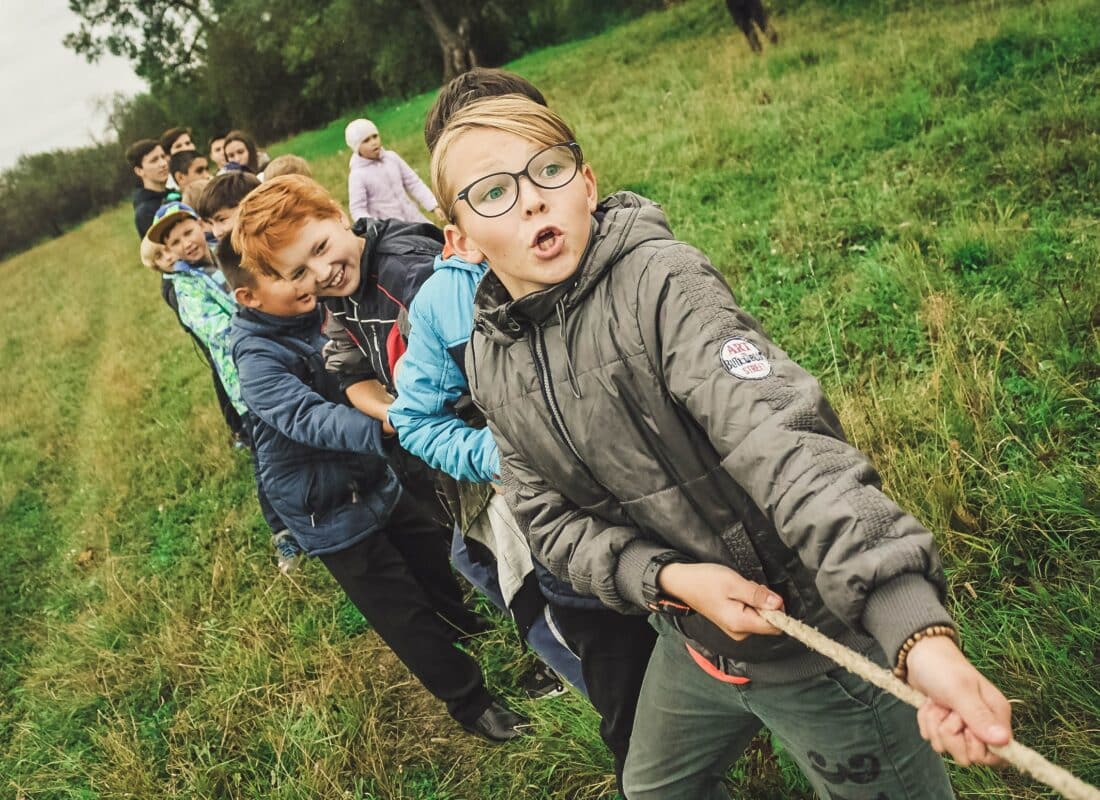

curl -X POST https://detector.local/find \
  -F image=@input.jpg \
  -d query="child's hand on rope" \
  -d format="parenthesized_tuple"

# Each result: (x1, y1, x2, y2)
(906, 635, 1013, 767)
(657, 562, 784, 640)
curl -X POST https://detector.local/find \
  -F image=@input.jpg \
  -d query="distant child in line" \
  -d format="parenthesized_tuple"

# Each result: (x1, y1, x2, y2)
(196, 171, 262, 244)
(228, 186, 528, 742)
(433, 95, 1014, 799)
(139, 234, 178, 275)
(223, 129, 267, 175)
(181, 177, 211, 212)
(146, 202, 241, 416)
(146, 200, 296, 566)
(170, 150, 210, 192)
(208, 131, 229, 169)
(344, 118, 444, 225)
(262, 154, 312, 180)
(126, 139, 175, 238)
(160, 126, 196, 155)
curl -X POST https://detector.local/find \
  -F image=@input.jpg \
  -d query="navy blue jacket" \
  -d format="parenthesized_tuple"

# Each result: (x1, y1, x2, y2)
(231, 304, 401, 555)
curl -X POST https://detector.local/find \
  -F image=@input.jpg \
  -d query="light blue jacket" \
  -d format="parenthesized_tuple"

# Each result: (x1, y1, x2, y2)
(389, 254, 500, 483)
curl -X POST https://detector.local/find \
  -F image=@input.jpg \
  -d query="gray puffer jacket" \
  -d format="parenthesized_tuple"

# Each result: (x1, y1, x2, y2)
(469, 192, 953, 683)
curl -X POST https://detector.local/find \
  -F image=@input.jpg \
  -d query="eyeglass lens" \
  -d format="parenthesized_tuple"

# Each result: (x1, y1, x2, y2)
(465, 144, 579, 217)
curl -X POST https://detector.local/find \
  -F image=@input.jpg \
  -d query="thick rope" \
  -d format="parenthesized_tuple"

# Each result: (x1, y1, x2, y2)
(756, 609, 1100, 800)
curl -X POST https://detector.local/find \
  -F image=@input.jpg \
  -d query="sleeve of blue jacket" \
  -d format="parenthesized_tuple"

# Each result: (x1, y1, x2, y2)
(389, 274, 499, 482)
(236, 337, 385, 456)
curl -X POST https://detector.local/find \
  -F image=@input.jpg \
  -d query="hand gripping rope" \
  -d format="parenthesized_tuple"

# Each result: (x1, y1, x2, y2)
(756, 608, 1100, 800)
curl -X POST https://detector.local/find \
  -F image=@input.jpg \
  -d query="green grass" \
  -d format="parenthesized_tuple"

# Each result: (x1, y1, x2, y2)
(2, 0, 1098, 797)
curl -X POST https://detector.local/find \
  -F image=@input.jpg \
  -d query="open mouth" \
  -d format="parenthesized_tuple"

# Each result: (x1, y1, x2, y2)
(323, 265, 346, 291)
(532, 227, 564, 259)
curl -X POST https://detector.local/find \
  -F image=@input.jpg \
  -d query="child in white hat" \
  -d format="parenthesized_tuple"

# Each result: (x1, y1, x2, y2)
(345, 118, 444, 225)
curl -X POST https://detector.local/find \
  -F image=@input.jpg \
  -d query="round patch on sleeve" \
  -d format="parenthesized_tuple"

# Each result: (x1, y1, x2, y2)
(720, 337, 772, 380)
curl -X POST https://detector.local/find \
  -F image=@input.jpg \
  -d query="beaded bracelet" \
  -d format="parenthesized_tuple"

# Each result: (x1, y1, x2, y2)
(893, 624, 958, 681)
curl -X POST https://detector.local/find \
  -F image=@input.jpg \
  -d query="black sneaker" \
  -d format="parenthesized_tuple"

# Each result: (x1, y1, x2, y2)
(462, 701, 530, 742)
(521, 664, 568, 700)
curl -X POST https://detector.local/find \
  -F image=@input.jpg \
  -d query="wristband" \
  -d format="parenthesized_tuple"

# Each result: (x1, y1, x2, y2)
(893, 624, 958, 681)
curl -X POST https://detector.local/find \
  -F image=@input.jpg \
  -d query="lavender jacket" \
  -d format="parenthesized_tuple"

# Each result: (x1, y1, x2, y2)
(347, 149, 438, 224)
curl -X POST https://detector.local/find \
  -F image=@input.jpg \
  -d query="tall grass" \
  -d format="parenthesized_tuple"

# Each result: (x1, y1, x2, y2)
(1, 0, 1097, 797)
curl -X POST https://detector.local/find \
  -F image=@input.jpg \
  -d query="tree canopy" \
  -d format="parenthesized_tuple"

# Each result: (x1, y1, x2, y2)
(64, 0, 663, 141)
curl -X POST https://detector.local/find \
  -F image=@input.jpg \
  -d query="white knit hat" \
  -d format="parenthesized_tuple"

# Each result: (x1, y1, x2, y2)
(344, 118, 379, 150)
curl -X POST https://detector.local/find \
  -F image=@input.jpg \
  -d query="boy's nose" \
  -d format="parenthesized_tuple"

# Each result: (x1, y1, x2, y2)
(518, 178, 548, 217)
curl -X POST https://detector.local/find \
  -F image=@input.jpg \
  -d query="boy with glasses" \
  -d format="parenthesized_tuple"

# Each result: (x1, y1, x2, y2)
(390, 69, 660, 793)
(431, 95, 1014, 799)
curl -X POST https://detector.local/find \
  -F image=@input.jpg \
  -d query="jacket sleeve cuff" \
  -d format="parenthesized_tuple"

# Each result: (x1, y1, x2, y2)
(339, 372, 375, 392)
(861, 573, 955, 664)
(613, 539, 688, 611)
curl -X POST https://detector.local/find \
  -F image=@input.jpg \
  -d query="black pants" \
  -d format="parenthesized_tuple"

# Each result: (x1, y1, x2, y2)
(726, 0, 772, 51)
(551, 604, 658, 795)
(318, 494, 492, 726)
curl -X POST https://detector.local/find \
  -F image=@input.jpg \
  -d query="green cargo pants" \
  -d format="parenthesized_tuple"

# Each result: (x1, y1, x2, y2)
(623, 617, 954, 800)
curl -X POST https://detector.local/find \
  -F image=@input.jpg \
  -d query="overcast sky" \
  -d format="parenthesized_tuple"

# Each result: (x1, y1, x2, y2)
(0, 0, 146, 169)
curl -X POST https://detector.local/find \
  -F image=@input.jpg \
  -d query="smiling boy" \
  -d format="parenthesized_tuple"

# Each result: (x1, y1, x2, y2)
(229, 180, 529, 741)
(233, 175, 444, 430)
(432, 95, 1014, 799)
(147, 201, 242, 417)
(170, 150, 210, 191)
(127, 139, 174, 237)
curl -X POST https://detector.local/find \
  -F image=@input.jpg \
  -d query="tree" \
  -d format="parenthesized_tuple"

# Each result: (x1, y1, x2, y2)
(415, 0, 479, 82)
(64, 0, 219, 86)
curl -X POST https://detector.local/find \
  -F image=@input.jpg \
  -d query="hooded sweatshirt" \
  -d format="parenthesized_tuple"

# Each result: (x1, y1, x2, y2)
(468, 191, 954, 684)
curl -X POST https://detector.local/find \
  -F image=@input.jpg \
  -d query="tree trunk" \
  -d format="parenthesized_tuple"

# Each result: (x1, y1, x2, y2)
(415, 0, 478, 83)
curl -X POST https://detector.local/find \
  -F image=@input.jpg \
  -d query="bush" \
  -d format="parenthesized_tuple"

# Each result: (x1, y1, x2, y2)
(0, 142, 133, 260)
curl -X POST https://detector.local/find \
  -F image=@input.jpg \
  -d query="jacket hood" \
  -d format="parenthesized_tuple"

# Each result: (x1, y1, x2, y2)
(473, 192, 673, 346)
(349, 216, 444, 293)
(434, 253, 487, 277)
(233, 304, 325, 340)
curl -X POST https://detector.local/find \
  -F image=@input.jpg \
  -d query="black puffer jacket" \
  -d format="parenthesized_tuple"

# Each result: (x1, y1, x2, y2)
(470, 192, 953, 683)
(322, 217, 443, 395)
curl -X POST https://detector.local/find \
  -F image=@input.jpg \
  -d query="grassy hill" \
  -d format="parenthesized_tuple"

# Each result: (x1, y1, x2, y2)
(1, 0, 1097, 797)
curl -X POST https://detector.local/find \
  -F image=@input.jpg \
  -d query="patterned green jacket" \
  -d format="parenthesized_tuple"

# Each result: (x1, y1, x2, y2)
(164, 262, 245, 415)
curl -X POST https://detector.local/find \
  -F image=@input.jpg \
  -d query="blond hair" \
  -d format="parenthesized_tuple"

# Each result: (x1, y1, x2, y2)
(263, 154, 312, 179)
(181, 177, 212, 210)
(430, 95, 578, 219)
(139, 235, 168, 272)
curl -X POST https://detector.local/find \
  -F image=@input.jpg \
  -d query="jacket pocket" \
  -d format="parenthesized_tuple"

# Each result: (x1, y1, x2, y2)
(303, 459, 354, 520)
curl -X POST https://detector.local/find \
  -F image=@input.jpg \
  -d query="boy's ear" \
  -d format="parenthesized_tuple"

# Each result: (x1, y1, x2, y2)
(234, 285, 260, 308)
(444, 223, 485, 265)
(582, 163, 598, 213)
(172, 170, 185, 185)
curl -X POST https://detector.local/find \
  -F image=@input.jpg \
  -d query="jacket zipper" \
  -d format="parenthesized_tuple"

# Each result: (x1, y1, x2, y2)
(530, 324, 584, 463)
(372, 326, 387, 386)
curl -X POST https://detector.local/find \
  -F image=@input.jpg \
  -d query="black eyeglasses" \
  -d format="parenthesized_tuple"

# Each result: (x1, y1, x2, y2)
(451, 142, 583, 219)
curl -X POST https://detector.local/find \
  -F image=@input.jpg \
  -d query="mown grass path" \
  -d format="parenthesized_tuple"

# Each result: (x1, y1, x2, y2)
(1, 0, 1097, 797)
